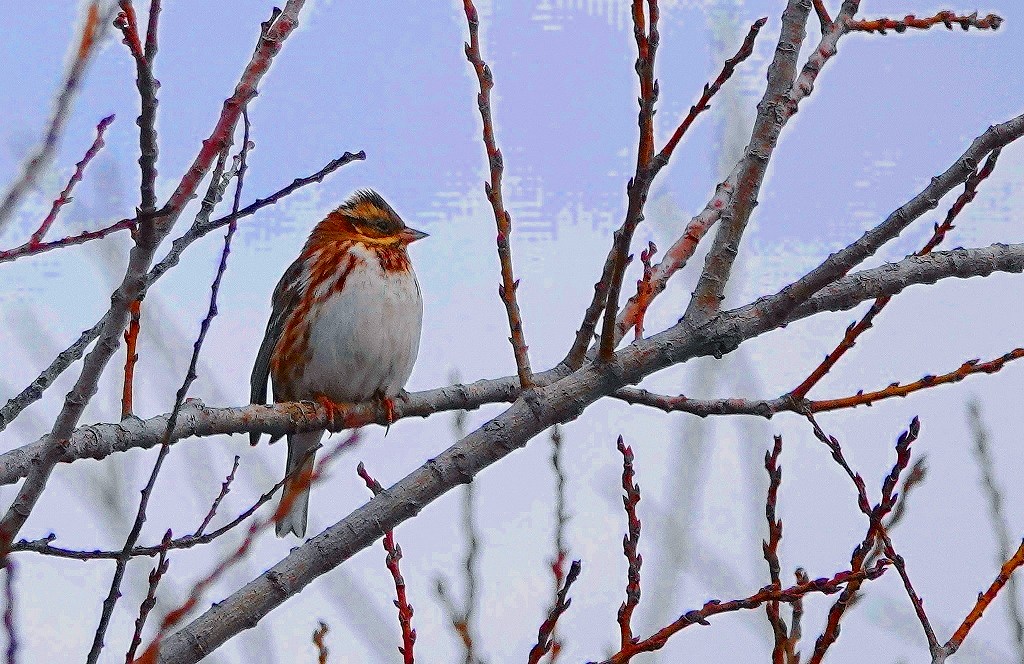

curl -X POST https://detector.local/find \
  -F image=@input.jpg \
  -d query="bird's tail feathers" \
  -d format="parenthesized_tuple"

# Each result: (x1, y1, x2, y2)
(276, 430, 323, 538)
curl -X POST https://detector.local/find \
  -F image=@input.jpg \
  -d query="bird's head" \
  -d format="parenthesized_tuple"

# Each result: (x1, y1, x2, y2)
(309, 190, 428, 248)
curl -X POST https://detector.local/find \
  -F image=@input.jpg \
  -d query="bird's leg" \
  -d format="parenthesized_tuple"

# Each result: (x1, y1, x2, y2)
(375, 390, 396, 436)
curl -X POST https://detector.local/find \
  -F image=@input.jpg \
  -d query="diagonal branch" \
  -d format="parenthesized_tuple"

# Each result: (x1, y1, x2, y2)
(683, 0, 813, 324)
(789, 148, 1002, 400)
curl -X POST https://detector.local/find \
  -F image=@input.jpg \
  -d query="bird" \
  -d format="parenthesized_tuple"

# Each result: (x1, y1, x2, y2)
(250, 190, 427, 538)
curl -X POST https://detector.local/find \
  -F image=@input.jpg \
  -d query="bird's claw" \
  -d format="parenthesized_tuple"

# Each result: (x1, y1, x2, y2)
(314, 394, 342, 429)
(376, 392, 396, 436)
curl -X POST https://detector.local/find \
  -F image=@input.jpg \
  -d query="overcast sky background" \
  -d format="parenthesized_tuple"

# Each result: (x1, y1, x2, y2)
(1, 1, 1023, 662)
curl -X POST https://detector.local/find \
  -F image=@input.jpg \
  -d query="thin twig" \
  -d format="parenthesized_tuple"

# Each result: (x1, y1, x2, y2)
(811, 0, 832, 33)
(596, 0, 661, 361)
(358, 463, 416, 664)
(528, 560, 581, 664)
(121, 297, 143, 420)
(785, 568, 809, 663)
(600, 561, 890, 664)
(941, 540, 1024, 661)
(548, 425, 569, 663)
(462, 0, 534, 389)
(763, 436, 787, 663)
(848, 11, 1002, 34)
(0, 1, 110, 236)
(23, 114, 115, 247)
(616, 437, 643, 648)
(194, 456, 241, 538)
(124, 530, 172, 664)
(114, 0, 161, 218)
(807, 415, 927, 662)
(630, 242, 657, 341)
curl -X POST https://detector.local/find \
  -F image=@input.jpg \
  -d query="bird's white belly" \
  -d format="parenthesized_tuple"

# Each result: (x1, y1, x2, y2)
(299, 251, 422, 403)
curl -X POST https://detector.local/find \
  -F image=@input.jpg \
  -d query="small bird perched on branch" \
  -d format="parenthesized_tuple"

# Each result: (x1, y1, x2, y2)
(250, 190, 427, 537)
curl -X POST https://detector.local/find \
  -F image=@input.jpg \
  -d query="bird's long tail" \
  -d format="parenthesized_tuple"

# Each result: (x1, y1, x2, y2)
(276, 430, 324, 538)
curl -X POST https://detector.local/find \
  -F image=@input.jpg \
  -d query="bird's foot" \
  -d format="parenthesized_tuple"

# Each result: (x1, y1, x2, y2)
(313, 393, 344, 430)
(375, 391, 396, 436)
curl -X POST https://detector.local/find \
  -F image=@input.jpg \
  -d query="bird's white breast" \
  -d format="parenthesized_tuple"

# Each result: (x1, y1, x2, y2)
(298, 243, 422, 403)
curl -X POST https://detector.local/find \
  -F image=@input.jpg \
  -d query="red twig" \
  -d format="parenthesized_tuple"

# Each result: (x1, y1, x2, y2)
(194, 455, 240, 538)
(616, 436, 642, 648)
(618, 343, 1024, 417)
(809, 348, 1024, 412)
(658, 16, 767, 162)
(123, 530, 171, 664)
(763, 436, 787, 663)
(597, 0, 660, 361)
(358, 463, 415, 664)
(3, 560, 14, 664)
(807, 416, 924, 663)
(613, 177, 733, 344)
(849, 11, 1002, 34)
(121, 298, 142, 420)
(113, 1, 144, 59)
(34, 114, 115, 246)
(0, 217, 138, 264)
(462, 0, 534, 389)
(601, 562, 891, 663)
(942, 540, 1024, 659)
(132, 430, 360, 664)
(528, 560, 582, 664)
(631, 242, 657, 341)
(789, 145, 1002, 401)
(313, 621, 329, 664)
(811, 0, 832, 33)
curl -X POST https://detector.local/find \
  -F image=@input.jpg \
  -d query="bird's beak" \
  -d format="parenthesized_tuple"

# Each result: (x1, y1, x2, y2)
(400, 227, 429, 244)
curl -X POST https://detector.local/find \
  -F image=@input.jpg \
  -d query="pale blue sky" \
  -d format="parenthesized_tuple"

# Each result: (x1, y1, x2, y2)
(1, 2, 1022, 662)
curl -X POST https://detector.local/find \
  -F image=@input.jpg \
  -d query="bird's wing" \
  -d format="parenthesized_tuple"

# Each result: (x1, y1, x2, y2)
(250, 257, 306, 445)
